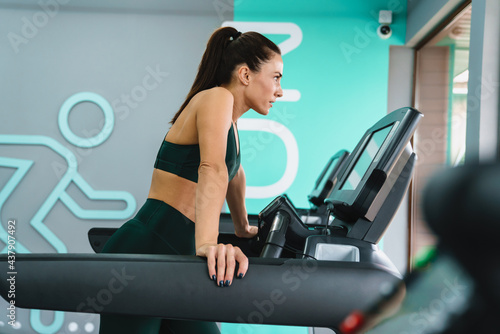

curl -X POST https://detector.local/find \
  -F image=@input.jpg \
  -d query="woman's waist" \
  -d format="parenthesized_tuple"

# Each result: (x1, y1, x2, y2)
(148, 169, 196, 222)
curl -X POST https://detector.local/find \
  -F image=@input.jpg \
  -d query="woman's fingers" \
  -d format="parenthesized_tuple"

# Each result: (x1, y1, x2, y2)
(234, 246, 249, 278)
(206, 244, 249, 287)
(235, 225, 259, 238)
(205, 246, 217, 282)
(216, 244, 227, 287)
(247, 225, 258, 237)
(223, 245, 236, 286)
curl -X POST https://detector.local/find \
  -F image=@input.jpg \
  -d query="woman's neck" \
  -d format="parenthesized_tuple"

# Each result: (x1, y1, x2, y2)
(220, 83, 249, 122)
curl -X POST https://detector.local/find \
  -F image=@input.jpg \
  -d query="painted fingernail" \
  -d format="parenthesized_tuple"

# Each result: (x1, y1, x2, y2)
(225, 280, 231, 286)
(238, 273, 244, 279)
(219, 280, 224, 287)
(212, 275, 216, 281)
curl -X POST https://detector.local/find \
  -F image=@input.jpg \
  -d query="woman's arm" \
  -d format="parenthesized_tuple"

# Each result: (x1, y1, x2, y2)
(194, 88, 249, 286)
(226, 165, 258, 238)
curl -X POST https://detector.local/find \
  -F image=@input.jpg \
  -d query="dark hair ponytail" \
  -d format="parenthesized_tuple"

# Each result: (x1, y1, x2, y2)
(170, 27, 281, 124)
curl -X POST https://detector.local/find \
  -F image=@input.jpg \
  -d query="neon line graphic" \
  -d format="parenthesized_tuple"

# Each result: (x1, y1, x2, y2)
(58, 92, 115, 147)
(0, 135, 136, 254)
(0, 91, 136, 333)
(0, 157, 33, 254)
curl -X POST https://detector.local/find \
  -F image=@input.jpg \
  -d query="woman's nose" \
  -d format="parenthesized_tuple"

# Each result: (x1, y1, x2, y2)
(276, 85, 283, 98)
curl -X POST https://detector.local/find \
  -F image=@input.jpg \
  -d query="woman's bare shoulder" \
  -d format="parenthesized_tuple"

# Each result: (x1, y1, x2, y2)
(193, 87, 233, 104)
(192, 87, 233, 119)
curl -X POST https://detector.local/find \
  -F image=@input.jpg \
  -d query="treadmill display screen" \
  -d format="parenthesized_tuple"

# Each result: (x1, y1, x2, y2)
(341, 125, 393, 190)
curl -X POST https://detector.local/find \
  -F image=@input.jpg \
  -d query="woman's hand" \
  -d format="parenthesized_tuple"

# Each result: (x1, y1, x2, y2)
(234, 224, 258, 239)
(196, 243, 249, 287)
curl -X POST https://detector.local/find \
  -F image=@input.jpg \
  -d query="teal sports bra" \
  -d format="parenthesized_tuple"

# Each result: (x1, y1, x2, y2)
(154, 123, 240, 183)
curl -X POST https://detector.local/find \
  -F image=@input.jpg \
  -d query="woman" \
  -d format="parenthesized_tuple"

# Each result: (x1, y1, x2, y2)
(99, 26, 283, 333)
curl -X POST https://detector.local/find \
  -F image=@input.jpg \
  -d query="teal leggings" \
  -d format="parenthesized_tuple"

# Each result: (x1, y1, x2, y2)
(99, 198, 220, 334)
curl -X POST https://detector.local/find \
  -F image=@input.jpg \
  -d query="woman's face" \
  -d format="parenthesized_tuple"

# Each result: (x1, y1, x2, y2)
(246, 53, 283, 116)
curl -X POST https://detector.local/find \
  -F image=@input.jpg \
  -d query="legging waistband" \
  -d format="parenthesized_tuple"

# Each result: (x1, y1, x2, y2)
(137, 198, 193, 221)
(134, 198, 195, 239)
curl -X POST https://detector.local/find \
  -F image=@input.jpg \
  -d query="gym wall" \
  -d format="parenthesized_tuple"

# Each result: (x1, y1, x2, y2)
(0, 1, 407, 333)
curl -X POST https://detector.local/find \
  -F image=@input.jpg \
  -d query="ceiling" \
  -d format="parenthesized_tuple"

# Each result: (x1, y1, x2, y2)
(429, 4, 471, 49)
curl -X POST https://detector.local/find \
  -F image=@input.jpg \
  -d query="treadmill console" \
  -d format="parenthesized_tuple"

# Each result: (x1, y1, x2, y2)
(258, 195, 319, 257)
(324, 107, 422, 242)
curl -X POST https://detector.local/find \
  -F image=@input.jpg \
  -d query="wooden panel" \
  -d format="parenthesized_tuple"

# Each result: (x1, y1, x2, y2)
(411, 46, 450, 267)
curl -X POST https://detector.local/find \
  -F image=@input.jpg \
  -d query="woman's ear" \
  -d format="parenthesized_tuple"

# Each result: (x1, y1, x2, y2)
(236, 65, 250, 86)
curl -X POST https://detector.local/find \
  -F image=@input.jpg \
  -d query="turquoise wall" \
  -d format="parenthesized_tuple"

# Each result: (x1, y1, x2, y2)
(223, 2, 407, 333)
(232, 0, 407, 216)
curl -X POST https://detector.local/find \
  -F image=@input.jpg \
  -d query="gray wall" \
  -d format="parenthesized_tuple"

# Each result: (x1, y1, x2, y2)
(1, 2, 229, 252)
(0, 2, 231, 333)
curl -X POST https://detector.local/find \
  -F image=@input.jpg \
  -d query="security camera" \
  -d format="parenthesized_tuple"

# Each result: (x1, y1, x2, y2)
(377, 10, 392, 39)
(377, 25, 392, 39)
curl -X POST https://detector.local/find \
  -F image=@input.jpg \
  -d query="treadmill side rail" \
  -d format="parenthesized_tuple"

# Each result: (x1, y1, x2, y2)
(0, 253, 401, 330)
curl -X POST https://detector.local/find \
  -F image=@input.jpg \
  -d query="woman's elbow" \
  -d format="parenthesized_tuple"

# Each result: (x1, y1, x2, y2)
(198, 161, 228, 181)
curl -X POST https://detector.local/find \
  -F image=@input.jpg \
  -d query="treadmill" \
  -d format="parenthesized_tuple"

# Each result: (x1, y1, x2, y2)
(0, 107, 422, 332)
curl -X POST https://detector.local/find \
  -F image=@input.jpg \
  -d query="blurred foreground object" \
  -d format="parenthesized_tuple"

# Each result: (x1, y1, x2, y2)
(341, 162, 500, 333)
